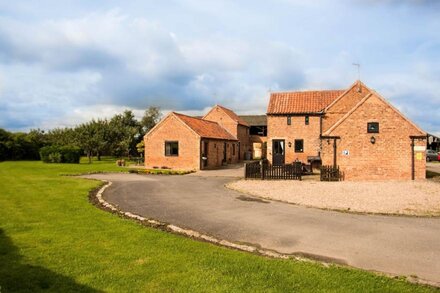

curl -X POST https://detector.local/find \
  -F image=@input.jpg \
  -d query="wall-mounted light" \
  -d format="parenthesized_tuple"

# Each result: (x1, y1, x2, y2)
(370, 136, 376, 144)
(288, 142, 292, 148)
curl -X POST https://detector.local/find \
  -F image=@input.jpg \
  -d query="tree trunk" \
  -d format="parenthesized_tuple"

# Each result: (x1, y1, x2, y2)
(97, 151, 101, 161)
(88, 151, 92, 164)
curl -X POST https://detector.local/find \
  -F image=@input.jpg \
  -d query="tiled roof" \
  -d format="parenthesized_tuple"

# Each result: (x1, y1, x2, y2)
(267, 90, 345, 114)
(216, 105, 249, 126)
(173, 112, 237, 140)
(239, 115, 267, 126)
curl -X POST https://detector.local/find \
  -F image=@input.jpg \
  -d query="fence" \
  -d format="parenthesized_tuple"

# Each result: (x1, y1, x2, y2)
(245, 161, 302, 180)
(320, 165, 344, 181)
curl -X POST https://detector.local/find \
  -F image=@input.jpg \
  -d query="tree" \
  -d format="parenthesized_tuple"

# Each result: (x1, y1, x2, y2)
(140, 106, 161, 135)
(47, 128, 76, 147)
(74, 122, 99, 163)
(136, 141, 144, 156)
(109, 110, 142, 157)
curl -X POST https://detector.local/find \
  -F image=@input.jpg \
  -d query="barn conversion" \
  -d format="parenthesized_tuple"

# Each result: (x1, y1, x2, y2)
(144, 106, 249, 170)
(144, 80, 427, 180)
(267, 80, 426, 180)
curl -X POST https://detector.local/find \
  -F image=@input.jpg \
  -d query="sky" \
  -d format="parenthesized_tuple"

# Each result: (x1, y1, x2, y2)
(0, 0, 439, 135)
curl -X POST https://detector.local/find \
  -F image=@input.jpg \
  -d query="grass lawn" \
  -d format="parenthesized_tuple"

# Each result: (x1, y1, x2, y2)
(0, 159, 438, 292)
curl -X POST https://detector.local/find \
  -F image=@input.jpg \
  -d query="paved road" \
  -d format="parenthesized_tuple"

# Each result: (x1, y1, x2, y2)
(84, 173, 440, 285)
(428, 162, 440, 173)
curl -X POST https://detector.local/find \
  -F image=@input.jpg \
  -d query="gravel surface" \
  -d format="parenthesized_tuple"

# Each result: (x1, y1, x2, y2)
(227, 179, 440, 216)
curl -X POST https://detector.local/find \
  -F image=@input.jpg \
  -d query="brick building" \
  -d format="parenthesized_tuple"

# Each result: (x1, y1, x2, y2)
(267, 80, 427, 180)
(144, 106, 246, 170)
(203, 105, 250, 160)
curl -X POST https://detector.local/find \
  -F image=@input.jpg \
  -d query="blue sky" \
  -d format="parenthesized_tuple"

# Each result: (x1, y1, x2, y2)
(0, 0, 439, 135)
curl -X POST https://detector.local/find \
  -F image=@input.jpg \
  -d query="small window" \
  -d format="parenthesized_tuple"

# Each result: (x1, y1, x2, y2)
(165, 141, 179, 156)
(305, 115, 309, 125)
(294, 139, 304, 153)
(287, 116, 291, 125)
(367, 122, 379, 133)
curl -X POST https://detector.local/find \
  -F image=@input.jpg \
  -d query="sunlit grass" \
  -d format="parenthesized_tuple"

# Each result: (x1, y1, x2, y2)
(0, 159, 438, 292)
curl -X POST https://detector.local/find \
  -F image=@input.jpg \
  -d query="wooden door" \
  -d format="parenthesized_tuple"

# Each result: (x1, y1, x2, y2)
(272, 139, 285, 166)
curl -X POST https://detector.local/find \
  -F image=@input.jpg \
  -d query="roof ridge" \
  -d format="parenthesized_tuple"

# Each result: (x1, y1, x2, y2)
(173, 112, 237, 140)
(324, 80, 370, 112)
(270, 89, 345, 94)
(324, 93, 373, 135)
(204, 105, 249, 126)
(324, 91, 426, 136)
(173, 112, 221, 125)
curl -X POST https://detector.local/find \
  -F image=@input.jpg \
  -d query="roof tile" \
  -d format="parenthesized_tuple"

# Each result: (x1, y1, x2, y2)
(173, 112, 237, 140)
(267, 90, 345, 114)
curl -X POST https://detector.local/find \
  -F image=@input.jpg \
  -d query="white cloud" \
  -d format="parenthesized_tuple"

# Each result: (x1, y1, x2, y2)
(0, 3, 439, 135)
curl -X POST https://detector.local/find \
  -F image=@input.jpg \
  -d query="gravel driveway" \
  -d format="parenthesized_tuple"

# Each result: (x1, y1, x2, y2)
(227, 179, 440, 216)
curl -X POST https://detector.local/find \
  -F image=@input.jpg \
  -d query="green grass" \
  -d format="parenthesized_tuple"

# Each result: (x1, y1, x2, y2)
(0, 160, 438, 292)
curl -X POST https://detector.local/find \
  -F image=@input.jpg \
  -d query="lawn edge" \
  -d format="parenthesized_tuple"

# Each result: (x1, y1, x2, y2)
(84, 176, 440, 289)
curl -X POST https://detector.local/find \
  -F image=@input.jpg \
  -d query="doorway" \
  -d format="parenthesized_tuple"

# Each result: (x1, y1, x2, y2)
(201, 141, 208, 169)
(272, 139, 285, 166)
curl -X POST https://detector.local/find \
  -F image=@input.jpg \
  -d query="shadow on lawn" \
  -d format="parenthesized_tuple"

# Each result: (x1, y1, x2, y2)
(0, 229, 100, 292)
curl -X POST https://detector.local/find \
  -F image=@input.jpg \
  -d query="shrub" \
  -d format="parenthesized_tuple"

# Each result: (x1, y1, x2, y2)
(40, 146, 57, 163)
(39, 145, 82, 164)
(48, 152, 62, 163)
(60, 146, 82, 163)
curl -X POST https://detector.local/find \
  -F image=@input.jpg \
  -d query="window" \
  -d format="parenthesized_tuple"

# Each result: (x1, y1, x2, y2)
(165, 141, 179, 156)
(305, 115, 309, 125)
(294, 139, 304, 153)
(287, 116, 291, 125)
(367, 122, 379, 133)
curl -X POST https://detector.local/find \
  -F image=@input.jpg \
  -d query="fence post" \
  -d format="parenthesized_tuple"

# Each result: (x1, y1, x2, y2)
(244, 162, 247, 179)
(260, 160, 264, 180)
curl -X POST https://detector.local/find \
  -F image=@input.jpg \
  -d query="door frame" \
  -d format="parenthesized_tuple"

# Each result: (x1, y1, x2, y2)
(272, 139, 285, 166)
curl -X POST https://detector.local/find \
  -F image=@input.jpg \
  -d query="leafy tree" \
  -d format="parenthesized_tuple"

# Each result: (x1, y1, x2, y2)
(136, 141, 145, 156)
(47, 128, 77, 147)
(140, 106, 161, 135)
(109, 110, 142, 157)
(74, 122, 99, 163)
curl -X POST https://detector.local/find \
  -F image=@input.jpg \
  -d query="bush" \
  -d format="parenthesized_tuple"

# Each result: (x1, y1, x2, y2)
(60, 146, 82, 163)
(39, 146, 82, 164)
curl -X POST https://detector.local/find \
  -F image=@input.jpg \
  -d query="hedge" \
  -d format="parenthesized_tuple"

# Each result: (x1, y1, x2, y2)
(40, 146, 82, 164)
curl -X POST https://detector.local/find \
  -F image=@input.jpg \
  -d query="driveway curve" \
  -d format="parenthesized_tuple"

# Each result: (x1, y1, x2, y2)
(84, 173, 440, 285)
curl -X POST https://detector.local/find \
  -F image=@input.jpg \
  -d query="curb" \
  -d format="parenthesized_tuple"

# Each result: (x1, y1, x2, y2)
(93, 180, 290, 260)
(90, 178, 440, 289)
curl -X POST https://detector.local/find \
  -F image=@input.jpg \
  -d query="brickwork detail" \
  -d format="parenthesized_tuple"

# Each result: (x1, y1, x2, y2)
(322, 83, 371, 132)
(144, 115, 200, 170)
(321, 94, 426, 180)
(267, 115, 321, 163)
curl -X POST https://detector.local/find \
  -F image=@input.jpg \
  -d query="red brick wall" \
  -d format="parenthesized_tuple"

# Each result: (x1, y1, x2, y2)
(321, 94, 426, 180)
(323, 83, 371, 132)
(267, 115, 321, 164)
(204, 107, 250, 160)
(203, 107, 238, 137)
(144, 115, 200, 170)
(237, 124, 250, 160)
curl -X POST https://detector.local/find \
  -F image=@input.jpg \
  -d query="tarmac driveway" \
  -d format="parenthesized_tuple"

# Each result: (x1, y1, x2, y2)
(84, 173, 440, 285)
